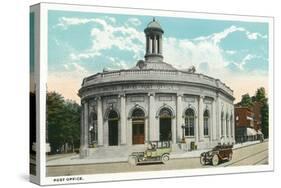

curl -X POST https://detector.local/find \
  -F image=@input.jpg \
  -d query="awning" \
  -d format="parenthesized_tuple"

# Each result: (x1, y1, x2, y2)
(246, 128, 257, 136)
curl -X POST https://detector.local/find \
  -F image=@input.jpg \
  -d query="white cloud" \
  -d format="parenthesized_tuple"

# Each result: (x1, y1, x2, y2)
(52, 17, 146, 70)
(62, 62, 89, 75)
(231, 54, 257, 71)
(164, 25, 266, 80)
(72, 62, 88, 73)
(69, 51, 101, 61)
(89, 23, 145, 55)
(225, 50, 237, 55)
(66, 17, 145, 63)
(193, 25, 244, 44)
(108, 57, 129, 69)
(194, 25, 266, 44)
(212, 25, 245, 44)
(105, 16, 116, 24)
(56, 17, 114, 29)
(163, 37, 228, 78)
(126, 18, 141, 26)
(246, 31, 267, 40)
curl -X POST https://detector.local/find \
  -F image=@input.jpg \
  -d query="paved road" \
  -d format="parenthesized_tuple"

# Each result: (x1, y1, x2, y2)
(47, 141, 268, 176)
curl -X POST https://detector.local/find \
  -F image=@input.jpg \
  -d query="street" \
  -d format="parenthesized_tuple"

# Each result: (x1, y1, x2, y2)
(47, 141, 268, 176)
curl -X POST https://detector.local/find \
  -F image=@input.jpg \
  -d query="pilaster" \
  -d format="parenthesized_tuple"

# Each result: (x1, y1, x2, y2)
(148, 93, 156, 141)
(198, 95, 204, 141)
(119, 94, 126, 145)
(97, 96, 103, 146)
(176, 93, 183, 142)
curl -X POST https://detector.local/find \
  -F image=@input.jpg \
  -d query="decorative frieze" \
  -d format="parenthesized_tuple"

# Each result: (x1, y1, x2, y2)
(159, 95, 172, 101)
(184, 97, 196, 103)
(204, 99, 212, 104)
(106, 98, 117, 104)
(131, 96, 145, 102)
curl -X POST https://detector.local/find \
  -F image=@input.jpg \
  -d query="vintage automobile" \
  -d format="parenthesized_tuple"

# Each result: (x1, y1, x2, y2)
(200, 144, 233, 166)
(128, 141, 172, 165)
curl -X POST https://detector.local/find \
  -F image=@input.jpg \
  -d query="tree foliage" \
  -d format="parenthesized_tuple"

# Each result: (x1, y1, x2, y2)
(240, 93, 253, 107)
(261, 102, 269, 138)
(255, 87, 267, 103)
(47, 91, 81, 153)
(255, 87, 269, 138)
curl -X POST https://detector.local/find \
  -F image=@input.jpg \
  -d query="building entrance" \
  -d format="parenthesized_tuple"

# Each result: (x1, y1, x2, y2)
(108, 110, 119, 146)
(131, 108, 145, 145)
(159, 108, 172, 141)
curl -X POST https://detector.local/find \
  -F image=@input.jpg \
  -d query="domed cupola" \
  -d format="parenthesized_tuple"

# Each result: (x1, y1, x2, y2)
(144, 18, 164, 62)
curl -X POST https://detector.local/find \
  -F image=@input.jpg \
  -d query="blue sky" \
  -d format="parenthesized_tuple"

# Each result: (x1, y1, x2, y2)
(48, 10, 269, 102)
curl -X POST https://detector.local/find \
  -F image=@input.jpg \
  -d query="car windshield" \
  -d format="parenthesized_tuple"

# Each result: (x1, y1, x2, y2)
(148, 141, 170, 149)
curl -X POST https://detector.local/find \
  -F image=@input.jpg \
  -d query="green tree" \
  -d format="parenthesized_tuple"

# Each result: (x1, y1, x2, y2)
(47, 91, 81, 153)
(255, 87, 269, 138)
(47, 92, 65, 153)
(63, 100, 81, 151)
(240, 93, 253, 107)
(261, 102, 269, 138)
(255, 87, 267, 103)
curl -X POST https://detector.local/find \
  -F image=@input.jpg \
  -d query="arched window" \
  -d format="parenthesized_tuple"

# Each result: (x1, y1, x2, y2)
(203, 110, 209, 136)
(226, 113, 229, 137)
(221, 112, 224, 136)
(185, 108, 195, 136)
(230, 114, 233, 137)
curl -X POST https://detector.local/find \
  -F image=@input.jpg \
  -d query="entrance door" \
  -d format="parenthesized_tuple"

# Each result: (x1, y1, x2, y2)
(108, 110, 119, 146)
(108, 120, 118, 146)
(131, 108, 145, 145)
(159, 108, 172, 141)
(132, 120, 145, 144)
(160, 118, 171, 141)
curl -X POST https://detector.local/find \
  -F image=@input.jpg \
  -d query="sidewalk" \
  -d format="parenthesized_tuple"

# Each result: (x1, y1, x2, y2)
(47, 140, 266, 166)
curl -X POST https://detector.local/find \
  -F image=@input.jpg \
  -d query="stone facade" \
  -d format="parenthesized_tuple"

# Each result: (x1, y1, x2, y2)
(78, 19, 235, 158)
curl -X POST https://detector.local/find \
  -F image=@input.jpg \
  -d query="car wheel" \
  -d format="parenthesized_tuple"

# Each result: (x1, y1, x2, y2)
(228, 153, 233, 161)
(212, 154, 220, 166)
(128, 156, 137, 166)
(161, 154, 169, 164)
(200, 156, 206, 165)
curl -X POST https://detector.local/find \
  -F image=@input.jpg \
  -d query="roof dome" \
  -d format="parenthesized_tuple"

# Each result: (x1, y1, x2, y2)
(147, 18, 162, 29)
(145, 18, 163, 33)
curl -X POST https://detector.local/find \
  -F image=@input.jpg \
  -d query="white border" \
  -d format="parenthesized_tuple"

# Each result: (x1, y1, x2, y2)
(29, 4, 40, 185)
(36, 2, 274, 185)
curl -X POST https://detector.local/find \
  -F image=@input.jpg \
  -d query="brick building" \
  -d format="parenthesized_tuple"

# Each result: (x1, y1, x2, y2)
(235, 102, 263, 143)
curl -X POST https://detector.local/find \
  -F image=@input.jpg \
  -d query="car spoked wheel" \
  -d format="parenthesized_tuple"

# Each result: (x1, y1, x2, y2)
(200, 155, 206, 165)
(212, 154, 219, 166)
(161, 154, 169, 164)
